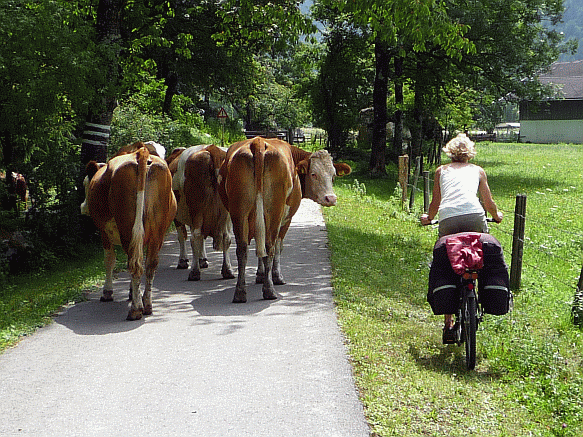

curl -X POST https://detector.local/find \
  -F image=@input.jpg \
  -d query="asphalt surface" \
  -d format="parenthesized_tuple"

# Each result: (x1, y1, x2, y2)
(0, 199, 371, 437)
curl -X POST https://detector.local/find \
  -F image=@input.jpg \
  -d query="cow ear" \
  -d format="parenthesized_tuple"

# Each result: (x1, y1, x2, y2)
(334, 162, 352, 176)
(296, 159, 309, 175)
(86, 161, 100, 180)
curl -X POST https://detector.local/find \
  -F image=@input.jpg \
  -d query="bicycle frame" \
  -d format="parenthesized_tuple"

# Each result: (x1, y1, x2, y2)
(457, 270, 482, 370)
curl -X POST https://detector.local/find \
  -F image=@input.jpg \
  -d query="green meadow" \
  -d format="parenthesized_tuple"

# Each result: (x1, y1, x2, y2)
(324, 142, 583, 436)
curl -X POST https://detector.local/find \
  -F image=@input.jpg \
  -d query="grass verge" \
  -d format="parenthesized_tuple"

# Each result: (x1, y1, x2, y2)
(0, 242, 106, 350)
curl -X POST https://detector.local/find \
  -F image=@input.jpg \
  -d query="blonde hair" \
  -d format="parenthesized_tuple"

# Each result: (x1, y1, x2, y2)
(442, 133, 476, 162)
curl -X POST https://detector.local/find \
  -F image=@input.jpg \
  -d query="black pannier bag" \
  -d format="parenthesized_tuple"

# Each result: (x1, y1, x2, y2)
(427, 238, 460, 315)
(478, 233, 512, 315)
(427, 233, 512, 316)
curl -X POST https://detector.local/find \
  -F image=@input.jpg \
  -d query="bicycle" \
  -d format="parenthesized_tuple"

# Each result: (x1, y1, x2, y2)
(424, 218, 509, 370)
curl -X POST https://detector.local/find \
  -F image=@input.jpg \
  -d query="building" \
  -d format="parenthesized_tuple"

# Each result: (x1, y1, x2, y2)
(519, 61, 583, 144)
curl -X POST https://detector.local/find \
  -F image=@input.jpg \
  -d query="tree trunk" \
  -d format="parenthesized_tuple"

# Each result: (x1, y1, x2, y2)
(411, 73, 424, 161)
(392, 56, 404, 161)
(79, 0, 124, 169)
(162, 73, 178, 115)
(369, 38, 389, 175)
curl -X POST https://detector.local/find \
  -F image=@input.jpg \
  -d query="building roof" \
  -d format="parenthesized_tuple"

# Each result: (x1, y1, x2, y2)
(539, 61, 583, 99)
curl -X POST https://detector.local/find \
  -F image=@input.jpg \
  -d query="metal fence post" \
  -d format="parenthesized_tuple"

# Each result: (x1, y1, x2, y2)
(510, 193, 527, 291)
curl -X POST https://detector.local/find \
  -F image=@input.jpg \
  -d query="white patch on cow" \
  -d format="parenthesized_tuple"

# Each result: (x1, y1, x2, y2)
(104, 218, 121, 246)
(128, 189, 146, 274)
(172, 144, 209, 191)
(103, 247, 116, 291)
(144, 141, 166, 160)
(255, 193, 267, 258)
(80, 175, 90, 215)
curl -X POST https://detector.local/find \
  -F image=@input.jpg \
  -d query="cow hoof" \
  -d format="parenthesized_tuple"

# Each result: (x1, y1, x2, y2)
(143, 305, 153, 316)
(199, 258, 209, 269)
(263, 288, 277, 300)
(188, 270, 201, 281)
(232, 289, 247, 303)
(177, 259, 189, 269)
(255, 274, 264, 284)
(272, 274, 285, 286)
(100, 290, 114, 302)
(127, 309, 143, 321)
(222, 268, 235, 279)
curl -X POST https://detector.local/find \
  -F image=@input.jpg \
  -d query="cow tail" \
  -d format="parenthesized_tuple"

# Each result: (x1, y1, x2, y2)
(250, 138, 267, 258)
(128, 147, 149, 278)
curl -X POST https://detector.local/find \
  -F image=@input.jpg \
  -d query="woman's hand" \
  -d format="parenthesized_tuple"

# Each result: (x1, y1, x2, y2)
(420, 214, 432, 226)
(492, 211, 503, 223)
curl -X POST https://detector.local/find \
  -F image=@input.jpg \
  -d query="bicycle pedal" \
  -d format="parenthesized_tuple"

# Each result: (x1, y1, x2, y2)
(442, 326, 459, 344)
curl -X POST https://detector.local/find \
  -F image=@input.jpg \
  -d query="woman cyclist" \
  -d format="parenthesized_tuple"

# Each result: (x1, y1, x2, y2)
(420, 133, 503, 342)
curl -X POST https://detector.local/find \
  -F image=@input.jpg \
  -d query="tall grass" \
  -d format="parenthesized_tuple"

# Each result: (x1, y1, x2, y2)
(324, 143, 583, 436)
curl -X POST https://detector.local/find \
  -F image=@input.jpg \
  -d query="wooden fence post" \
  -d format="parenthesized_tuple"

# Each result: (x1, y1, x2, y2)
(573, 266, 583, 326)
(409, 156, 421, 210)
(423, 170, 430, 213)
(398, 155, 409, 209)
(510, 194, 527, 291)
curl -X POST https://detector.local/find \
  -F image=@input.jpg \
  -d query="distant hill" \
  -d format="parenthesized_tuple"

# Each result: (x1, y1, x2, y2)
(555, 0, 583, 61)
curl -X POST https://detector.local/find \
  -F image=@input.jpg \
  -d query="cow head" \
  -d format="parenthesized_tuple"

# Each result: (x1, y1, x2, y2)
(80, 161, 106, 215)
(296, 150, 351, 207)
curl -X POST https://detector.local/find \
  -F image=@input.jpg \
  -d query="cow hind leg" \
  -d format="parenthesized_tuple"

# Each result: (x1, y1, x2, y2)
(199, 240, 208, 269)
(220, 233, 235, 279)
(271, 239, 285, 285)
(101, 247, 116, 302)
(127, 275, 144, 320)
(142, 254, 159, 316)
(255, 258, 265, 284)
(188, 229, 204, 281)
(261, 255, 277, 300)
(233, 241, 248, 303)
(176, 223, 189, 269)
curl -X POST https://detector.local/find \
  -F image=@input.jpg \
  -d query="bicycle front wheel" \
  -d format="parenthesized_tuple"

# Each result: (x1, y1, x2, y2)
(463, 296, 478, 370)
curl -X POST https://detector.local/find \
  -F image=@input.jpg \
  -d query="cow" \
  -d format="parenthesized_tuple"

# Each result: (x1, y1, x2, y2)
(171, 144, 234, 281)
(218, 136, 351, 303)
(165, 147, 191, 269)
(115, 140, 166, 159)
(1, 171, 28, 212)
(81, 144, 177, 320)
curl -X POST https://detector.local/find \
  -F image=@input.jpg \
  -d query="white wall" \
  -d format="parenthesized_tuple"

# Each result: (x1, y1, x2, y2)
(520, 120, 583, 144)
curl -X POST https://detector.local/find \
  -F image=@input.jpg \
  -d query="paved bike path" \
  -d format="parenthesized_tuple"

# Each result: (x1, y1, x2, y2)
(0, 199, 371, 436)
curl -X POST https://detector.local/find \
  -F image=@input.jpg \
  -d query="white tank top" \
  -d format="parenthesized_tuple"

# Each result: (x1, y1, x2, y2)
(438, 164, 484, 220)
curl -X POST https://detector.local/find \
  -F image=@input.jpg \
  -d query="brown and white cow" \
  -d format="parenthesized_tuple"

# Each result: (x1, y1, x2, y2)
(171, 144, 234, 281)
(81, 144, 177, 320)
(218, 136, 351, 303)
(165, 147, 191, 269)
(115, 140, 166, 159)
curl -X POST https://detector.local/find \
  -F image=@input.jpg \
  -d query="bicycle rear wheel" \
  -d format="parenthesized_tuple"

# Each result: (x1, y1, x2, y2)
(463, 295, 477, 370)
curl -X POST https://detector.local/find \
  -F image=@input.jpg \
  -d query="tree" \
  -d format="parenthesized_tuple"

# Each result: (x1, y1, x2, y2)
(79, 0, 124, 169)
(326, 0, 474, 173)
(0, 0, 103, 200)
(309, 18, 373, 152)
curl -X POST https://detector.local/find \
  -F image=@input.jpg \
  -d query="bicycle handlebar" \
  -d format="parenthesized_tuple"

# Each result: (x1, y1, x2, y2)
(422, 217, 499, 226)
